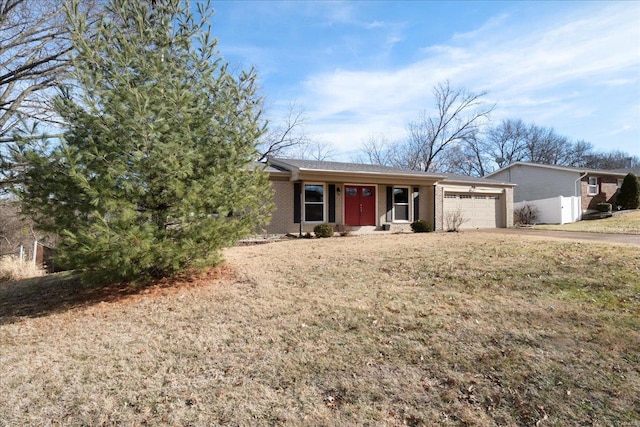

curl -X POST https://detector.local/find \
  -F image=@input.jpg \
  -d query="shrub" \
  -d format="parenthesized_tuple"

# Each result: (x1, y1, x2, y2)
(444, 208, 468, 232)
(410, 219, 432, 233)
(596, 203, 612, 213)
(0, 256, 46, 282)
(514, 203, 539, 225)
(616, 173, 640, 209)
(313, 223, 334, 238)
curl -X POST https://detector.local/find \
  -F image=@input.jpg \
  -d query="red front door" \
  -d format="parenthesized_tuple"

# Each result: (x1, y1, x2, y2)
(344, 185, 376, 226)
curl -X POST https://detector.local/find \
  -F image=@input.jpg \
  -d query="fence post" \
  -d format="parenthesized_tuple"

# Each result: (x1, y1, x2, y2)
(19, 245, 24, 262)
(33, 239, 38, 267)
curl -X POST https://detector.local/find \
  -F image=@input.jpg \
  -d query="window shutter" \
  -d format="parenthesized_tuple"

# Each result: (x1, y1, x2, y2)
(413, 187, 419, 220)
(328, 184, 336, 223)
(294, 182, 301, 223)
(386, 186, 393, 222)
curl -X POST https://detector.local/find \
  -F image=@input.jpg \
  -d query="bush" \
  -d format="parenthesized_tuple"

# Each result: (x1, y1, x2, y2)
(596, 203, 612, 213)
(410, 219, 432, 233)
(0, 256, 46, 282)
(313, 223, 334, 238)
(444, 208, 468, 232)
(514, 203, 539, 225)
(616, 173, 640, 209)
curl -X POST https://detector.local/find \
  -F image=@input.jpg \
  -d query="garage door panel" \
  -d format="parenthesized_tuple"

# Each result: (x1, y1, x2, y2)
(443, 193, 503, 228)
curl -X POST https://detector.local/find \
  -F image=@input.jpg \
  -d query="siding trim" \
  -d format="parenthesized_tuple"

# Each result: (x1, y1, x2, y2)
(293, 182, 301, 224)
(386, 186, 393, 222)
(328, 184, 336, 223)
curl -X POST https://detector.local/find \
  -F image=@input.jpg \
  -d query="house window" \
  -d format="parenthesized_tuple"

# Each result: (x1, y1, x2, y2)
(393, 187, 409, 221)
(304, 184, 324, 222)
(617, 179, 624, 189)
(587, 177, 598, 196)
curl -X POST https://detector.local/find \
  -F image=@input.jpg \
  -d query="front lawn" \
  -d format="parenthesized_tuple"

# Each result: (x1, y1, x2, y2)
(535, 210, 640, 234)
(1, 233, 638, 426)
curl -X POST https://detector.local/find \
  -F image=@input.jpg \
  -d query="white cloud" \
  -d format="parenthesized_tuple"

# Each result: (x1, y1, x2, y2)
(296, 2, 640, 158)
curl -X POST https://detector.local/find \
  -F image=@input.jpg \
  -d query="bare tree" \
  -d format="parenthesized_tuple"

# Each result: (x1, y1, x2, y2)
(481, 119, 598, 171)
(356, 82, 493, 172)
(553, 139, 592, 166)
(524, 125, 568, 164)
(0, 198, 43, 257)
(286, 140, 335, 161)
(404, 81, 494, 172)
(356, 134, 394, 165)
(581, 150, 639, 169)
(484, 119, 529, 168)
(1, 0, 71, 142)
(442, 132, 490, 177)
(0, 0, 99, 188)
(258, 102, 310, 161)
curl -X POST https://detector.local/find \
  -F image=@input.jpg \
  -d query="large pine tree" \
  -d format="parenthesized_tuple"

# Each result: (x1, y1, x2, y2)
(17, 0, 272, 283)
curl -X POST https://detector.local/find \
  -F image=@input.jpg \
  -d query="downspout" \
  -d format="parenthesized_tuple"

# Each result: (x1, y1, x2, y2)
(575, 172, 587, 220)
(575, 172, 587, 197)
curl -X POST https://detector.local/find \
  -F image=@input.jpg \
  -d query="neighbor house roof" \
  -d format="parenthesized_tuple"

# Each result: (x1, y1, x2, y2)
(485, 161, 639, 178)
(606, 167, 640, 175)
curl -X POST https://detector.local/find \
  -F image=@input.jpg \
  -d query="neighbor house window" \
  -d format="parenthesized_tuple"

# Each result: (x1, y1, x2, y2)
(617, 179, 624, 189)
(393, 187, 409, 221)
(587, 177, 598, 195)
(304, 184, 324, 222)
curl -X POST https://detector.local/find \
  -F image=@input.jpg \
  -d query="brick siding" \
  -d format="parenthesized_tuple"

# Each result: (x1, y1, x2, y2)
(581, 176, 620, 211)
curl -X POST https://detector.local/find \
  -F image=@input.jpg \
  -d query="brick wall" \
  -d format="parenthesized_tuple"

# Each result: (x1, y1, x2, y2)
(434, 186, 444, 231)
(581, 176, 620, 211)
(504, 187, 514, 227)
(265, 179, 294, 234)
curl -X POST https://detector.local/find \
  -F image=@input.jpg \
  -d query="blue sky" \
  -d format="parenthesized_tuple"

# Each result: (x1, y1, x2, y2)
(209, 1, 640, 161)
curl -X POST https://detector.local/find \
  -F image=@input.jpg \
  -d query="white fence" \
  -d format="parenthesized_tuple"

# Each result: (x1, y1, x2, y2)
(514, 196, 582, 224)
(1, 240, 56, 272)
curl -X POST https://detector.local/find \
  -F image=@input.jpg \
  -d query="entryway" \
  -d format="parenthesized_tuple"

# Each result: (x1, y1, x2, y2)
(344, 185, 376, 226)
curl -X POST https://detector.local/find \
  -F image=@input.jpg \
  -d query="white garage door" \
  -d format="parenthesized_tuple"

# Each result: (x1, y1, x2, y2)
(443, 193, 503, 229)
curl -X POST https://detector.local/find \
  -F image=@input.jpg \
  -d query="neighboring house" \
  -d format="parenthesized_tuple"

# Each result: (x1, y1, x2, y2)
(262, 158, 515, 234)
(485, 162, 640, 221)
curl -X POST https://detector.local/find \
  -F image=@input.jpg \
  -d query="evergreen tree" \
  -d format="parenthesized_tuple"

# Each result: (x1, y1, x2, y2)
(616, 173, 640, 210)
(16, 0, 272, 283)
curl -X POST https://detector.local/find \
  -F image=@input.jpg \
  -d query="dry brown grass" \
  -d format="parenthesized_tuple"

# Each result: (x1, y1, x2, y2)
(1, 233, 639, 426)
(536, 210, 640, 234)
(0, 255, 46, 282)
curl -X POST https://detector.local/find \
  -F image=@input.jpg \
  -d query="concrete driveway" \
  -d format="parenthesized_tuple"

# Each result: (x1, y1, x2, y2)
(476, 227, 640, 246)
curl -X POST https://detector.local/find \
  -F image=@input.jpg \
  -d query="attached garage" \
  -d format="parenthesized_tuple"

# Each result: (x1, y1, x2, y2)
(443, 192, 504, 229)
(436, 174, 515, 231)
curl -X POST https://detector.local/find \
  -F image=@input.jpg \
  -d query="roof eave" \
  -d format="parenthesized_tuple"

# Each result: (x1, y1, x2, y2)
(294, 169, 444, 185)
(486, 161, 633, 177)
(443, 178, 517, 187)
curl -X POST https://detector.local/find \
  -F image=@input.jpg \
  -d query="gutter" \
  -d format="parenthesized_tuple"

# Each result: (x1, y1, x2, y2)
(575, 172, 587, 197)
